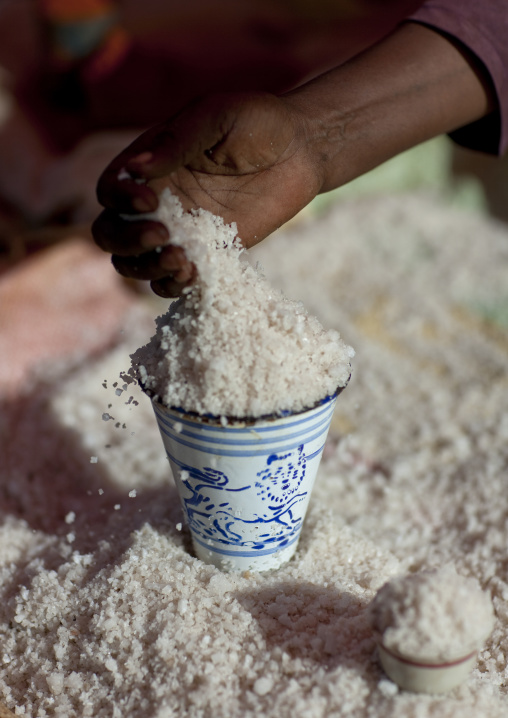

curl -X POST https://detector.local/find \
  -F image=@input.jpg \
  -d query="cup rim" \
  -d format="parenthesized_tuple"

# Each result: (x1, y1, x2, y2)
(377, 639, 478, 669)
(142, 375, 350, 426)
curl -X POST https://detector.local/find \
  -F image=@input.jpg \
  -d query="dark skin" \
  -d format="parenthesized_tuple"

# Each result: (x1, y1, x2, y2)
(93, 23, 496, 297)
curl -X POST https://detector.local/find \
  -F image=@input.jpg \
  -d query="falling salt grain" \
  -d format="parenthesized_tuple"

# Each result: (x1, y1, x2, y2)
(128, 490, 137, 498)
(176, 523, 182, 531)
(114, 504, 121, 511)
(90, 456, 98, 464)
(65, 511, 76, 524)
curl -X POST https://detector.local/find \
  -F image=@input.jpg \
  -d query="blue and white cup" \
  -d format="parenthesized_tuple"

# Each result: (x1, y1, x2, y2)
(152, 391, 342, 572)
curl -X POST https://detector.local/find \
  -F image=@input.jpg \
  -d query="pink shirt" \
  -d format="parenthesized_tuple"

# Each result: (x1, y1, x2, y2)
(11, 1, 508, 156)
(410, 1, 507, 154)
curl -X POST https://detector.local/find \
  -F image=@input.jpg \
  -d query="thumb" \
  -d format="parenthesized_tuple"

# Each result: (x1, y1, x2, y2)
(125, 95, 238, 180)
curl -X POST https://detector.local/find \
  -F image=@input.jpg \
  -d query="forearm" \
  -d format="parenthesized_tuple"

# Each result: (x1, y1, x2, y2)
(282, 22, 496, 193)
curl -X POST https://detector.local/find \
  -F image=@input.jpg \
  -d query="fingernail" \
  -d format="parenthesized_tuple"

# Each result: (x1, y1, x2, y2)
(141, 229, 168, 249)
(133, 196, 155, 213)
(129, 152, 153, 167)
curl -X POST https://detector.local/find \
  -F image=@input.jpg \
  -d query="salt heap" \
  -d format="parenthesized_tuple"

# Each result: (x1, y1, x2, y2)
(370, 566, 495, 662)
(130, 189, 354, 418)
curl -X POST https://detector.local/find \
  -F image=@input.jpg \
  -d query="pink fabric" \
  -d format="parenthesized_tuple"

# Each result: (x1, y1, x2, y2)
(409, 0, 508, 154)
(0, 239, 137, 395)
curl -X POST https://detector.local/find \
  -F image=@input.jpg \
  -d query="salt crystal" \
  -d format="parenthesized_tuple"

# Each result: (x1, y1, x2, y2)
(90, 456, 98, 464)
(46, 673, 64, 695)
(253, 677, 273, 696)
(370, 566, 495, 662)
(129, 189, 353, 418)
(128, 490, 137, 498)
(65, 511, 76, 524)
(378, 679, 398, 697)
(114, 504, 121, 511)
(176, 523, 182, 531)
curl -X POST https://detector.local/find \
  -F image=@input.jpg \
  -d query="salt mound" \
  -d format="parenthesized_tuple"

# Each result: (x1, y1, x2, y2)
(370, 566, 495, 662)
(130, 190, 354, 417)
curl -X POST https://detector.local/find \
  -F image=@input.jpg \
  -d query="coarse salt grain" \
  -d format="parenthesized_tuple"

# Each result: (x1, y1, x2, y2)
(370, 566, 495, 662)
(2, 192, 508, 718)
(253, 677, 274, 695)
(129, 190, 353, 417)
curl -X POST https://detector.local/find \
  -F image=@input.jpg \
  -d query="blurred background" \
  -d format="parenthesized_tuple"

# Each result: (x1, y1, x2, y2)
(0, 0, 506, 390)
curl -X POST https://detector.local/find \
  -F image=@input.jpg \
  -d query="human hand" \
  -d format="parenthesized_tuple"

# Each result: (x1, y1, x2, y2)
(92, 91, 323, 296)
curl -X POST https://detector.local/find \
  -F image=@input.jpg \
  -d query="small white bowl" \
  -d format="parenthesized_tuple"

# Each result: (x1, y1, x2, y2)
(377, 641, 477, 694)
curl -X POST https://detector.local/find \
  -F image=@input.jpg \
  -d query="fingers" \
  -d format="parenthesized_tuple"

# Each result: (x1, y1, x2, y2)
(150, 274, 196, 298)
(92, 210, 169, 255)
(96, 95, 243, 213)
(112, 244, 195, 289)
(96, 163, 160, 214)
(95, 122, 179, 212)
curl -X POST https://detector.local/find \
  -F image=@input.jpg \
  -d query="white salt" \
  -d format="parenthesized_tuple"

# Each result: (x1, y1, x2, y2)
(130, 190, 353, 417)
(253, 676, 274, 695)
(2, 193, 508, 718)
(370, 566, 495, 662)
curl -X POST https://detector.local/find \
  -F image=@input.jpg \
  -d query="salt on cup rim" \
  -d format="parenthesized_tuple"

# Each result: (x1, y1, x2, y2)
(140, 376, 350, 425)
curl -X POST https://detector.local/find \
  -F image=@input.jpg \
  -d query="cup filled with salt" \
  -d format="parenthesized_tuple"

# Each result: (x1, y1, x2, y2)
(128, 190, 354, 571)
(369, 566, 495, 694)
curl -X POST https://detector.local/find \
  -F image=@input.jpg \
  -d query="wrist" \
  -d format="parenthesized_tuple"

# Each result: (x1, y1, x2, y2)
(280, 91, 360, 195)
(280, 22, 495, 195)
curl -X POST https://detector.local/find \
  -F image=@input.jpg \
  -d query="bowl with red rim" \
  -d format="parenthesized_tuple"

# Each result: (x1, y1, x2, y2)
(369, 567, 495, 694)
(376, 639, 478, 694)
